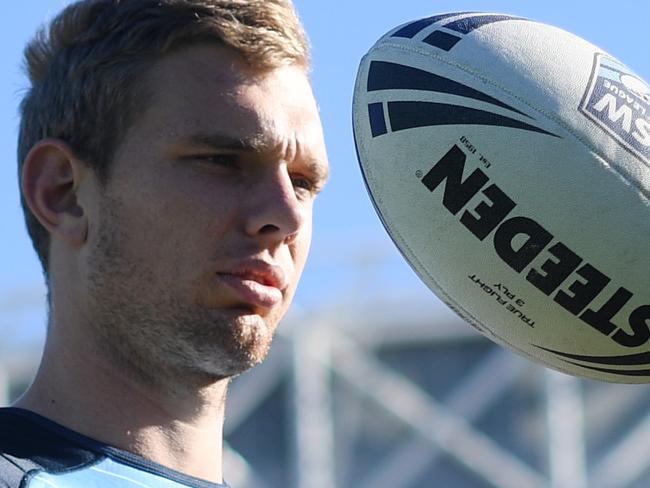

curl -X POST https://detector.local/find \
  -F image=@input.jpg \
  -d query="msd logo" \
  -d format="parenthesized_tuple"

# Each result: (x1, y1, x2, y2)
(580, 53, 650, 166)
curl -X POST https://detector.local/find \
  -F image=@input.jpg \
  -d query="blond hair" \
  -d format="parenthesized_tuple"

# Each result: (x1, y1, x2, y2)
(18, 0, 310, 277)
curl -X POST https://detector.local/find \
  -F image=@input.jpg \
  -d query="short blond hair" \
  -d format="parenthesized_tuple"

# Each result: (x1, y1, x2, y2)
(18, 0, 310, 277)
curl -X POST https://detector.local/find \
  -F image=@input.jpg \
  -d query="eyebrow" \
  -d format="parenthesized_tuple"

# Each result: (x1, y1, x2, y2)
(176, 132, 330, 185)
(306, 158, 330, 189)
(177, 133, 267, 152)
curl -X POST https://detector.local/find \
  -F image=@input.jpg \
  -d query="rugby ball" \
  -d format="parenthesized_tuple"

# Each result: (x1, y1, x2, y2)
(352, 12, 650, 382)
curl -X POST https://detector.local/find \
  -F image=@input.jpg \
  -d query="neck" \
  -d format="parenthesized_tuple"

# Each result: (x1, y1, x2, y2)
(14, 320, 228, 484)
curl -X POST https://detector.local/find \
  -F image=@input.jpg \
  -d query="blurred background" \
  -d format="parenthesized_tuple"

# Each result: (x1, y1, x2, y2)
(2, 1, 650, 487)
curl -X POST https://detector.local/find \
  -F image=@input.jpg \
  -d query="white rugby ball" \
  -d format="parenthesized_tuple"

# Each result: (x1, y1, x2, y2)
(352, 12, 650, 382)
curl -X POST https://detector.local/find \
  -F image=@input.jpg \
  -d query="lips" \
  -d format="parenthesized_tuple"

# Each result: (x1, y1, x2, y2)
(217, 261, 287, 310)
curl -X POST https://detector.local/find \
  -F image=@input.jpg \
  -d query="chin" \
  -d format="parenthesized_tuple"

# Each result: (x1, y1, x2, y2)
(191, 310, 277, 378)
(195, 343, 272, 380)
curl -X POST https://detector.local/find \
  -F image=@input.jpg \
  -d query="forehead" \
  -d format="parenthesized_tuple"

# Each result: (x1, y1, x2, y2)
(136, 43, 326, 160)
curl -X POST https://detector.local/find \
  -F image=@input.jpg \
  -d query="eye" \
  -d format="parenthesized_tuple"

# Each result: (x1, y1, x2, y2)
(200, 154, 240, 168)
(292, 174, 319, 196)
(292, 176, 313, 191)
(181, 153, 241, 169)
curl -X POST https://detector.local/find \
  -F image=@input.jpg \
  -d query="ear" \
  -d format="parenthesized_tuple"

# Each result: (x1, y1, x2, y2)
(21, 139, 90, 248)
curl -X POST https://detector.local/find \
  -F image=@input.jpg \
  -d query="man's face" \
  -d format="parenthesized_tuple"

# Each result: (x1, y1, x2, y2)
(83, 43, 328, 384)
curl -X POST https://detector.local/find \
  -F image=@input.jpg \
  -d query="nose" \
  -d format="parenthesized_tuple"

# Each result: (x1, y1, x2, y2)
(244, 164, 306, 245)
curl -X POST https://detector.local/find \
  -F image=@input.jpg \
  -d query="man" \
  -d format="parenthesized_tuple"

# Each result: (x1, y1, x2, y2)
(0, 0, 329, 486)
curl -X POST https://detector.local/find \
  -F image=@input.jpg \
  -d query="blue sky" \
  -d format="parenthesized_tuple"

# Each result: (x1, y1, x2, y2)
(1, 1, 649, 344)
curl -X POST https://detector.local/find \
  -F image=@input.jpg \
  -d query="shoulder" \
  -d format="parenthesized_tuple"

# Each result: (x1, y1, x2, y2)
(0, 408, 100, 487)
(0, 409, 232, 488)
(0, 408, 99, 468)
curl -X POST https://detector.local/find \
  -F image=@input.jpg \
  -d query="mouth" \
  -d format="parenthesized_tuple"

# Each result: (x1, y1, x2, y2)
(217, 262, 287, 311)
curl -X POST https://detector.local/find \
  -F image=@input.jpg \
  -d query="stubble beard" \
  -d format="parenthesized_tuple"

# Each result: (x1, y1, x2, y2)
(85, 197, 275, 392)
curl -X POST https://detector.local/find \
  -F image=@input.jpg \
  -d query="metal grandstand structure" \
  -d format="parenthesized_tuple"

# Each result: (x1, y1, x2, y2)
(3, 287, 650, 488)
